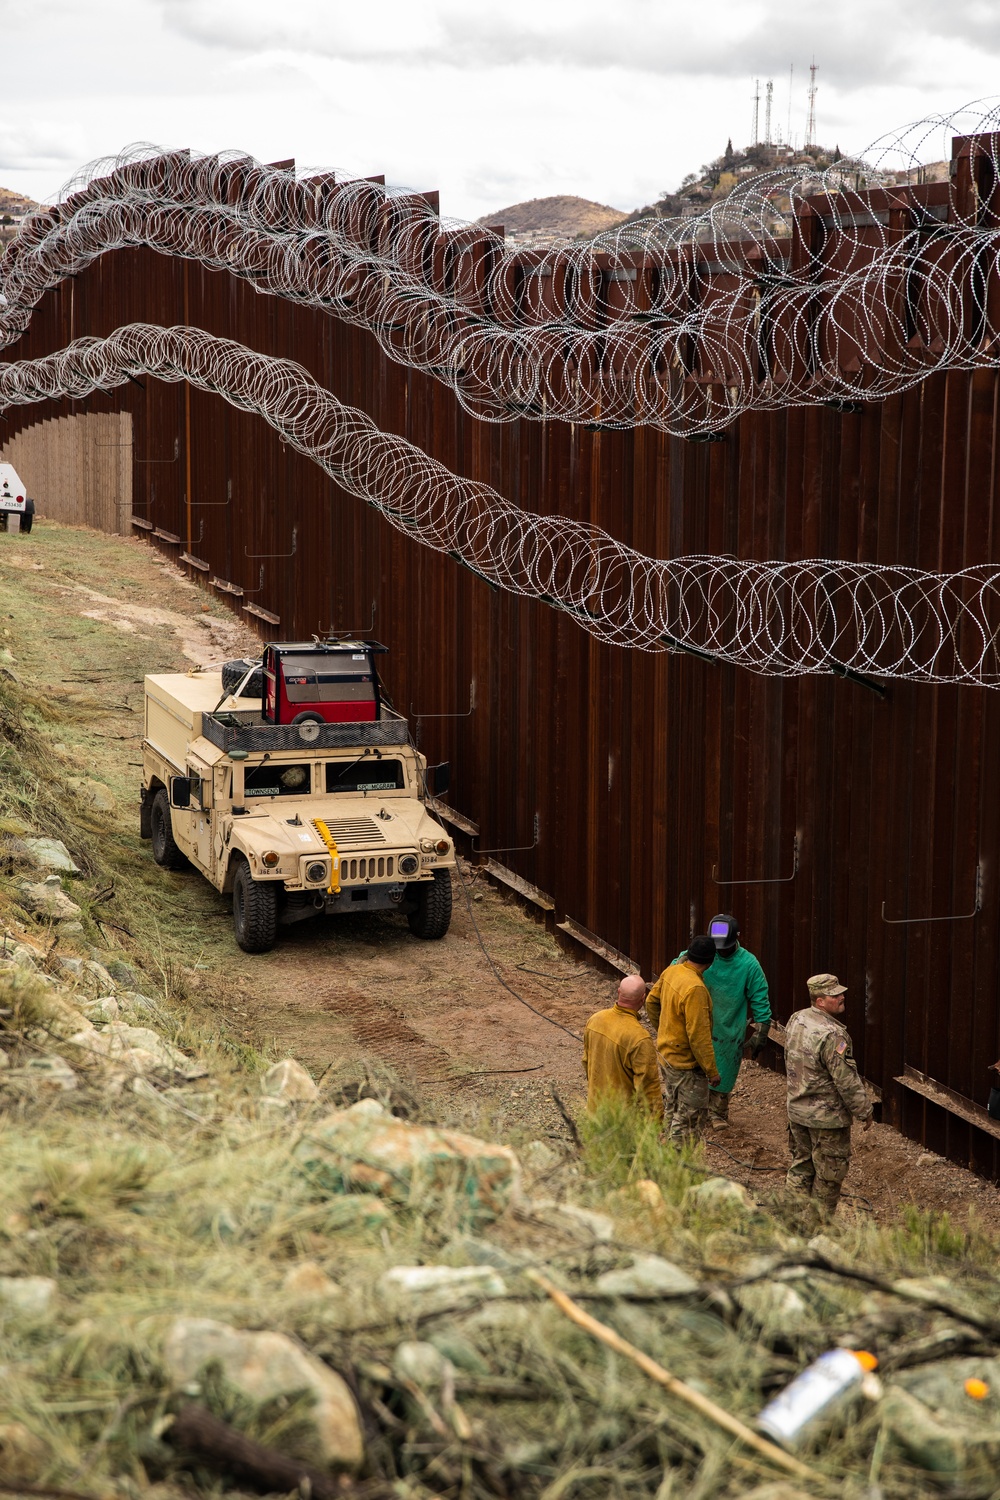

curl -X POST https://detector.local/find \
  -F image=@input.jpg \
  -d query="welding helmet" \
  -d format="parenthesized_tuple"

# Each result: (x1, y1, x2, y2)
(709, 913, 740, 955)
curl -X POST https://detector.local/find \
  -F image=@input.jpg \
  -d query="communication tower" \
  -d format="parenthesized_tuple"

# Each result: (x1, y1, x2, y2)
(765, 79, 774, 146)
(752, 79, 760, 146)
(806, 60, 818, 147)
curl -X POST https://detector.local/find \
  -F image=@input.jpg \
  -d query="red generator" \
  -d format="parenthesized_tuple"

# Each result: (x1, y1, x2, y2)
(262, 640, 388, 726)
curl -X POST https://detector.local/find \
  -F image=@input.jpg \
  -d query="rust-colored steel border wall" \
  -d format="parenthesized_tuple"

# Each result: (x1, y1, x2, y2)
(5, 167, 1000, 1176)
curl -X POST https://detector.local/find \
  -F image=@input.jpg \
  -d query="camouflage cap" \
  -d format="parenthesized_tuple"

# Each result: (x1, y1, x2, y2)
(807, 972, 847, 998)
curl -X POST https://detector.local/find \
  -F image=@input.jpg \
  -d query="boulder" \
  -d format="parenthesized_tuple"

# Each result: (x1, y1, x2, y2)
(684, 1177, 753, 1212)
(521, 1199, 615, 1242)
(0, 1422, 50, 1483)
(635, 1179, 669, 1215)
(68, 1023, 207, 1080)
(262, 1058, 319, 1104)
(595, 1254, 699, 1299)
(282, 1261, 342, 1298)
(21, 838, 79, 874)
(105, 960, 141, 989)
(377, 1265, 507, 1317)
(162, 1317, 363, 1470)
(735, 1281, 814, 1332)
(450, 1235, 531, 1273)
(0, 1276, 57, 1317)
(67, 777, 115, 813)
(83, 959, 115, 993)
(81, 996, 119, 1025)
(393, 1340, 454, 1389)
(295, 1100, 520, 1226)
(116, 990, 170, 1023)
(2, 1056, 78, 1092)
(884, 1355, 1000, 1477)
(16, 876, 82, 922)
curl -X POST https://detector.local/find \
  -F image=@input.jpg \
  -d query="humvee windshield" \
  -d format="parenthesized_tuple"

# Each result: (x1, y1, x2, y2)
(326, 758, 406, 794)
(245, 762, 313, 797)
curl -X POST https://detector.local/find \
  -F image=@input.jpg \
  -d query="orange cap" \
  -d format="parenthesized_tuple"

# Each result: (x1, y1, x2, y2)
(965, 1377, 989, 1400)
(851, 1350, 879, 1372)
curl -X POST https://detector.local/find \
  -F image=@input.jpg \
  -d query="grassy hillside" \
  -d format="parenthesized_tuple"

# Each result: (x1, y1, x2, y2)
(1, 524, 1000, 1499)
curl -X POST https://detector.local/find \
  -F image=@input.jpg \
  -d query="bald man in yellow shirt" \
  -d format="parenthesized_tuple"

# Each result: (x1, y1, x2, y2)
(583, 975, 663, 1119)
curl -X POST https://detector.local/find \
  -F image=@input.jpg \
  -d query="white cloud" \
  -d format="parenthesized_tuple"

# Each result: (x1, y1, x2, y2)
(1, 0, 999, 219)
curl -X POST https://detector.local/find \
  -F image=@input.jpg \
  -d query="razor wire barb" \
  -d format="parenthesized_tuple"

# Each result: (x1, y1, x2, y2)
(2, 321, 1000, 686)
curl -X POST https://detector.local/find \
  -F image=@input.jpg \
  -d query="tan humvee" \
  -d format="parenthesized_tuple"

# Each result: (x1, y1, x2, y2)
(140, 667, 456, 952)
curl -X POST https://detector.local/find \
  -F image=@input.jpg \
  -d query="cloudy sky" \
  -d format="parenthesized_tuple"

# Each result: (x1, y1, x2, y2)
(2, 0, 999, 221)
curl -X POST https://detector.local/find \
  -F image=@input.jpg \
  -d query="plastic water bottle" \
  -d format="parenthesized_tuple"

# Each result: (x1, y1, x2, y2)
(757, 1349, 878, 1448)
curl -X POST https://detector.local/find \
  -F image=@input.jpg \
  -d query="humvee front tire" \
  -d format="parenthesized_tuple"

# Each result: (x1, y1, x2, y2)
(232, 855, 279, 953)
(151, 789, 187, 870)
(407, 869, 453, 940)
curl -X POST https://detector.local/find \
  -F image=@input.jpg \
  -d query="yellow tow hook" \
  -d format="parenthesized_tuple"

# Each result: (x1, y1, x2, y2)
(311, 819, 341, 895)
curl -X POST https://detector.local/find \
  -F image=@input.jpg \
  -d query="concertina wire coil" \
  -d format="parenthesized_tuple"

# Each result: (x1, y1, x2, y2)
(2, 320, 999, 686)
(4, 110, 1000, 432)
(3, 109, 1000, 681)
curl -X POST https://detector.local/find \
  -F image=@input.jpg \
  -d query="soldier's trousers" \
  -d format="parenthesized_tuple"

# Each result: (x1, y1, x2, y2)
(786, 1122, 852, 1212)
(708, 1090, 730, 1122)
(662, 1063, 709, 1144)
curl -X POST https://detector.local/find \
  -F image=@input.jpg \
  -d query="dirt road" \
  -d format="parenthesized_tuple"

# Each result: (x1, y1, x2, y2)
(5, 519, 1000, 1229)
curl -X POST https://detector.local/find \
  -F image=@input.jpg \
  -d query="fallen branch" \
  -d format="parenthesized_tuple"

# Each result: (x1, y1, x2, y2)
(168, 1402, 358, 1499)
(550, 1086, 583, 1150)
(738, 1255, 1000, 1340)
(526, 1270, 823, 1487)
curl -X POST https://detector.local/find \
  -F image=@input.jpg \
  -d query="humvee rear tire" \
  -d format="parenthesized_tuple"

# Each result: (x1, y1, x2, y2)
(407, 869, 453, 940)
(221, 657, 263, 697)
(20, 500, 34, 535)
(232, 855, 279, 953)
(151, 789, 187, 870)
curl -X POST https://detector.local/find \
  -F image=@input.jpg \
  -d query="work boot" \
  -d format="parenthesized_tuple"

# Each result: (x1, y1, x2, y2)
(708, 1091, 730, 1131)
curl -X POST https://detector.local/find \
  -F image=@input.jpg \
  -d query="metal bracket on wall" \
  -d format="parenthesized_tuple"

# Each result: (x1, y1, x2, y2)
(242, 565, 266, 596)
(472, 810, 540, 857)
(191, 478, 233, 507)
(245, 525, 297, 560)
(137, 437, 180, 465)
(712, 834, 800, 885)
(410, 681, 476, 721)
(316, 601, 377, 639)
(881, 862, 982, 924)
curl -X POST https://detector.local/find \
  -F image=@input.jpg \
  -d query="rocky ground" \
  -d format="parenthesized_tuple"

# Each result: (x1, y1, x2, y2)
(2, 521, 1000, 1498)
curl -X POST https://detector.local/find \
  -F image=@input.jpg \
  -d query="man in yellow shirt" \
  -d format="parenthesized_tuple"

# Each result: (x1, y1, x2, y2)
(582, 975, 663, 1120)
(646, 934, 720, 1143)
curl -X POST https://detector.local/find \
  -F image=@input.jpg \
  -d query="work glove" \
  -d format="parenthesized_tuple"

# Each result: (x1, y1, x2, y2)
(745, 1022, 770, 1059)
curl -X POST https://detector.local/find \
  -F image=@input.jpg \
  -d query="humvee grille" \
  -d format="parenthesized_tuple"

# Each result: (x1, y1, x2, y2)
(325, 817, 386, 848)
(343, 856, 395, 880)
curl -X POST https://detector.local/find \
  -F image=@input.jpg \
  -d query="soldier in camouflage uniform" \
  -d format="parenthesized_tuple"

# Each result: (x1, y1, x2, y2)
(784, 973, 873, 1215)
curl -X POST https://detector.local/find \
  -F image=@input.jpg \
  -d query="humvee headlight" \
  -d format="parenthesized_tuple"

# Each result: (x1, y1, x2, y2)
(261, 850, 280, 867)
(420, 838, 436, 852)
(399, 854, 419, 876)
(435, 838, 450, 854)
(305, 860, 328, 884)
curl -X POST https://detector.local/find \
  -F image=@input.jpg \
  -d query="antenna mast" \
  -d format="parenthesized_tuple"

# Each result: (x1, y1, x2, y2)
(806, 60, 818, 147)
(752, 79, 760, 145)
(764, 79, 773, 146)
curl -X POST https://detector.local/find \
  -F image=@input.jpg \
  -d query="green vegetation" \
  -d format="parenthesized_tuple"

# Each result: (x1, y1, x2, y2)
(1, 526, 1000, 1498)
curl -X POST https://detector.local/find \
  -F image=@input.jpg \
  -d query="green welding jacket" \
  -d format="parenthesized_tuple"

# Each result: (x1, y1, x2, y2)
(671, 944, 770, 1095)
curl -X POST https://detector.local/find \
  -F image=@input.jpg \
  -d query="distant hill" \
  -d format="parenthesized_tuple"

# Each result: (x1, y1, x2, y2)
(0, 186, 38, 245)
(477, 194, 628, 244)
(0, 186, 37, 217)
